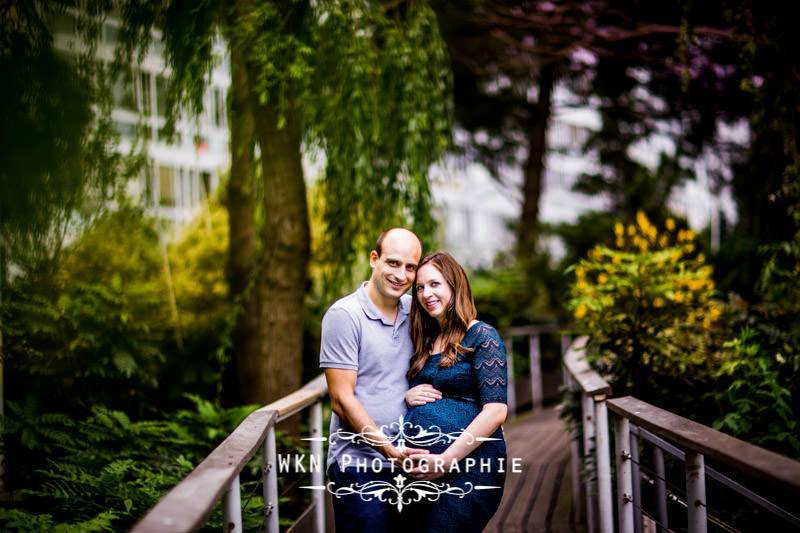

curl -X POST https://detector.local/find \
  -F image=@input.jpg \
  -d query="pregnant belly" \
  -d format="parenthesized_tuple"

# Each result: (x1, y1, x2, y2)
(404, 398, 480, 452)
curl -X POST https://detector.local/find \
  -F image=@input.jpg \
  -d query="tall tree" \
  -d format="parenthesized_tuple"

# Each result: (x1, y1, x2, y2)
(119, 0, 451, 405)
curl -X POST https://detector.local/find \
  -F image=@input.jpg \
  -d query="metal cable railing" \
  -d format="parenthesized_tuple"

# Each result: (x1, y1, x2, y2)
(563, 337, 800, 533)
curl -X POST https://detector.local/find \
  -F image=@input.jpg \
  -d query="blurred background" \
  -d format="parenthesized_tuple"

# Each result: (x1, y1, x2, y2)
(2, 1, 798, 530)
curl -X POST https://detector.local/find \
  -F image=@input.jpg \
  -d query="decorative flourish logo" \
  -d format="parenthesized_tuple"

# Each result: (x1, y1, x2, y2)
(296, 416, 507, 510)
(302, 474, 501, 512)
(329, 415, 500, 449)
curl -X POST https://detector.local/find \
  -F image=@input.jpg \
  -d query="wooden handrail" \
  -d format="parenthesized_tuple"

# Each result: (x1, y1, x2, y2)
(562, 336, 612, 397)
(607, 396, 800, 497)
(132, 374, 329, 533)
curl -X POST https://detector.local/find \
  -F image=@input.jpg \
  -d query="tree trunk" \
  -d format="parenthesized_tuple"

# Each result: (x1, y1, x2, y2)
(248, 91, 310, 406)
(225, 36, 260, 405)
(517, 64, 557, 258)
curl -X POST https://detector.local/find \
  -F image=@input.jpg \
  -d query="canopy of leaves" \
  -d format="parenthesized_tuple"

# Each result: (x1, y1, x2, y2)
(1, 2, 139, 276)
(114, 1, 452, 294)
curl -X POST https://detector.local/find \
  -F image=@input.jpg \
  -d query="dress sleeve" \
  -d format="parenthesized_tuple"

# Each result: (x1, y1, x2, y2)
(471, 324, 508, 405)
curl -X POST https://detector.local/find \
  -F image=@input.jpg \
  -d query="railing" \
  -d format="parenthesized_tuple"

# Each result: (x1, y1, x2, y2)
(503, 324, 571, 416)
(130, 325, 562, 532)
(563, 336, 800, 533)
(132, 374, 329, 533)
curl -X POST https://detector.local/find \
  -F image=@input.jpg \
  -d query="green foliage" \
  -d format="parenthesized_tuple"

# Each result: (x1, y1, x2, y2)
(163, 198, 232, 401)
(2, 276, 167, 413)
(1, 2, 139, 278)
(1, 203, 233, 415)
(56, 205, 162, 287)
(566, 212, 725, 414)
(0, 508, 117, 533)
(713, 327, 800, 456)
(0, 397, 259, 532)
(710, 230, 800, 458)
(306, 1, 452, 293)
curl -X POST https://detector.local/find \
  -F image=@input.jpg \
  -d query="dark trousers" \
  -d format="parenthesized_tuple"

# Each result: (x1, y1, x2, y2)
(328, 465, 407, 533)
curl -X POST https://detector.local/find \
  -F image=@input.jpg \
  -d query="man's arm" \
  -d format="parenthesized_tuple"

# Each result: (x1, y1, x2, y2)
(325, 368, 423, 461)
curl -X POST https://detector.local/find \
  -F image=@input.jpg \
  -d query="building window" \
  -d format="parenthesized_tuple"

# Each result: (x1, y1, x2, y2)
(156, 74, 168, 118)
(53, 12, 76, 34)
(213, 87, 226, 128)
(111, 71, 137, 112)
(112, 120, 136, 139)
(139, 71, 152, 116)
(158, 165, 177, 206)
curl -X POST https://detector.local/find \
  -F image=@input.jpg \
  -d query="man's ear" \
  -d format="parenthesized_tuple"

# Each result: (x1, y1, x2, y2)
(369, 250, 379, 268)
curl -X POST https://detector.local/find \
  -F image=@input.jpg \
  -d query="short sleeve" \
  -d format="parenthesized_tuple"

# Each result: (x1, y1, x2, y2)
(471, 324, 508, 405)
(319, 307, 360, 370)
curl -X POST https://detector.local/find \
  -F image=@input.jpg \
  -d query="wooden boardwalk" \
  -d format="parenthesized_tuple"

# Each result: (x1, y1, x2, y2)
(485, 407, 585, 533)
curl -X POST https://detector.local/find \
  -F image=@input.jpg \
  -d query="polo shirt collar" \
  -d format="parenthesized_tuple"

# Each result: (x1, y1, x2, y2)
(357, 281, 410, 326)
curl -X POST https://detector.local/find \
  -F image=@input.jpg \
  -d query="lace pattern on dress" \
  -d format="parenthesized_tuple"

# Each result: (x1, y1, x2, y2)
(469, 324, 508, 405)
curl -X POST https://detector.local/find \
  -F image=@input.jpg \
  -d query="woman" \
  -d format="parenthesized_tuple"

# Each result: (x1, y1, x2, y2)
(403, 251, 508, 532)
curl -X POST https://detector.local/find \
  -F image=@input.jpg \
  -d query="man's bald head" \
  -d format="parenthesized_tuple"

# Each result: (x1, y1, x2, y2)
(374, 228, 422, 259)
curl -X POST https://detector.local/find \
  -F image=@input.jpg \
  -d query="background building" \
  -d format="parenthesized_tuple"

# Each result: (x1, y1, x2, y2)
(53, 10, 231, 225)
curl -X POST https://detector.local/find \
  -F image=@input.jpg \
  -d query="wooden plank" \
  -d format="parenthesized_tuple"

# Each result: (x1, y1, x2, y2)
(488, 408, 575, 532)
(502, 462, 544, 532)
(525, 460, 562, 530)
(524, 424, 572, 530)
(607, 396, 800, 496)
(562, 337, 612, 397)
(287, 500, 317, 533)
(550, 455, 585, 533)
(485, 462, 533, 533)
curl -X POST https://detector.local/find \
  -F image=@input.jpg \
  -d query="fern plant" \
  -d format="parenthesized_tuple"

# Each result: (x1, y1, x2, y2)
(0, 397, 260, 531)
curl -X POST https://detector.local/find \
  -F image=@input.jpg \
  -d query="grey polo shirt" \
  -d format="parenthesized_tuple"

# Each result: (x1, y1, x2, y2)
(319, 282, 413, 470)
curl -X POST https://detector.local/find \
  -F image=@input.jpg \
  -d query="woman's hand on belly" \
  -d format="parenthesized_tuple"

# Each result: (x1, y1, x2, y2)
(406, 383, 442, 407)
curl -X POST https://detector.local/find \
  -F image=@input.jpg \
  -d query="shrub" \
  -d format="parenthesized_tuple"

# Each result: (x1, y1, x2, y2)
(566, 212, 725, 417)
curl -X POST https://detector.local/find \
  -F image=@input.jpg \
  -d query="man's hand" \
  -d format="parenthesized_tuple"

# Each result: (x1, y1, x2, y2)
(406, 452, 449, 480)
(405, 383, 442, 407)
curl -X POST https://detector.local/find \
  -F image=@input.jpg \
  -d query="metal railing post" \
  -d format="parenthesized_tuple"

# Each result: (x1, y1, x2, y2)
(563, 369, 584, 525)
(614, 416, 634, 533)
(264, 426, 279, 533)
(630, 432, 642, 533)
(504, 335, 516, 417)
(581, 392, 597, 533)
(653, 446, 668, 533)
(310, 401, 325, 533)
(686, 451, 707, 533)
(222, 475, 242, 533)
(595, 397, 614, 533)
(529, 333, 543, 412)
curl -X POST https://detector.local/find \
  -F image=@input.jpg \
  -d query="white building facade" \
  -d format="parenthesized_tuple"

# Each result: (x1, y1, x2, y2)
(52, 10, 231, 225)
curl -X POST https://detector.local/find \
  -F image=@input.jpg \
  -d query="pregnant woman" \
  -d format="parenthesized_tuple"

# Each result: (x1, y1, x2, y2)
(404, 251, 508, 532)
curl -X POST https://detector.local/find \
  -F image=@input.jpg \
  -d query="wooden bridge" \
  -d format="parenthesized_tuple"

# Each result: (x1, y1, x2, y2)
(485, 407, 583, 533)
(132, 330, 800, 533)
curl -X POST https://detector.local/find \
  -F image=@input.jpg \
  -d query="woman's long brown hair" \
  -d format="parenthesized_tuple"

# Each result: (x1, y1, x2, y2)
(408, 252, 477, 379)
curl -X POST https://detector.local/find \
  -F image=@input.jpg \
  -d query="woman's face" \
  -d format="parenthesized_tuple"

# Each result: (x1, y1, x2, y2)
(415, 263, 453, 325)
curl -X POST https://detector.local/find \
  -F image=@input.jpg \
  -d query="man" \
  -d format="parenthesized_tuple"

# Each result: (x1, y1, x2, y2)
(320, 227, 426, 532)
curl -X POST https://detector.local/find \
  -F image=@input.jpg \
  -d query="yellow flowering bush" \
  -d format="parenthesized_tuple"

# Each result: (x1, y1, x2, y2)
(567, 212, 725, 403)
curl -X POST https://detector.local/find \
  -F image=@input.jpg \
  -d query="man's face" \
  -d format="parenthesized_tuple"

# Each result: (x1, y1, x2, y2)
(369, 231, 422, 302)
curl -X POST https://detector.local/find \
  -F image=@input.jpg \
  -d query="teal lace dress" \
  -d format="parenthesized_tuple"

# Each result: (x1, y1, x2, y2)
(404, 322, 508, 532)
